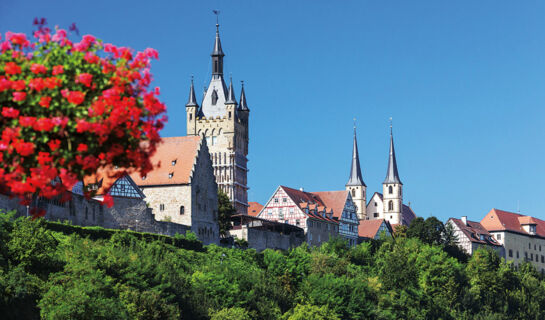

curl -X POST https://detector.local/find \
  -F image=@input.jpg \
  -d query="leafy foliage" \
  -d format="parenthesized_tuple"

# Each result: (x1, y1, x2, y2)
(1, 210, 545, 319)
(217, 190, 236, 237)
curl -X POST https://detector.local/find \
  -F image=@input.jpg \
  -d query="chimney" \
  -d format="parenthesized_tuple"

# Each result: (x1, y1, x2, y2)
(461, 216, 468, 226)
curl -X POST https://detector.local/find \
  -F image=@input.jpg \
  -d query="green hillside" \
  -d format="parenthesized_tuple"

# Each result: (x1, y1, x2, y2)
(0, 211, 544, 320)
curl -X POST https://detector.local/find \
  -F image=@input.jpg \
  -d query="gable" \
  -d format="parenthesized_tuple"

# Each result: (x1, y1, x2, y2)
(108, 176, 145, 199)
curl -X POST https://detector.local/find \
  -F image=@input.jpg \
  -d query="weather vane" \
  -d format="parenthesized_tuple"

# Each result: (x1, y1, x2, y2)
(212, 10, 220, 25)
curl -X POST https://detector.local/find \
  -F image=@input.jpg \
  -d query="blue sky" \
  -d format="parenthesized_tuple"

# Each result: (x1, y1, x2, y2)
(2, 1, 545, 222)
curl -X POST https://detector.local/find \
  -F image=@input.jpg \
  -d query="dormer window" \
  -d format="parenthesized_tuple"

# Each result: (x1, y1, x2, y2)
(172, 160, 177, 166)
(479, 234, 486, 241)
(530, 225, 537, 234)
(168, 172, 174, 179)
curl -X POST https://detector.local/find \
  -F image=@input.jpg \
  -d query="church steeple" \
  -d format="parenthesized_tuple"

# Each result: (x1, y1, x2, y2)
(383, 125, 402, 185)
(211, 23, 224, 79)
(346, 127, 365, 187)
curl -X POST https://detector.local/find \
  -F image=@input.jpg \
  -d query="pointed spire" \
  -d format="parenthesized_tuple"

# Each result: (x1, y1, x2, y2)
(346, 122, 366, 187)
(383, 120, 402, 184)
(211, 23, 224, 57)
(226, 76, 237, 105)
(238, 81, 249, 111)
(185, 76, 198, 107)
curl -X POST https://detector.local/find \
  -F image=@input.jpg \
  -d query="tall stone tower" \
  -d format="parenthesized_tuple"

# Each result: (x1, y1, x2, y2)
(186, 23, 249, 214)
(345, 127, 367, 220)
(382, 126, 403, 224)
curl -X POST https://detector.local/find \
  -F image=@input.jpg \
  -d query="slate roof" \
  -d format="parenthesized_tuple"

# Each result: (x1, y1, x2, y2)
(248, 202, 264, 217)
(450, 218, 502, 246)
(384, 132, 402, 184)
(129, 136, 202, 186)
(480, 208, 545, 238)
(346, 128, 365, 187)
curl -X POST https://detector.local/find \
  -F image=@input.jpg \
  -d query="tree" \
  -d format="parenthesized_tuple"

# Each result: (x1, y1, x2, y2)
(282, 304, 340, 320)
(407, 217, 445, 245)
(217, 190, 236, 237)
(0, 23, 166, 215)
(210, 307, 252, 320)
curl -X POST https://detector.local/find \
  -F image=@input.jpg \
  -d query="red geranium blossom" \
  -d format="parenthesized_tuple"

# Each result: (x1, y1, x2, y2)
(39, 96, 51, 108)
(52, 65, 64, 75)
(12, 91, 27, 101)
(30, 63, 47, 74)
(76, 73, 93, 87)
(2, 107, 19, 118)
(77, 143, 88, 152)
(4, 62, 21, 75)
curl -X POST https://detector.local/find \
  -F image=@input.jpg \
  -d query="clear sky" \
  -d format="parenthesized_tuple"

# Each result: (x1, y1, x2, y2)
(2, 1, 545, 222)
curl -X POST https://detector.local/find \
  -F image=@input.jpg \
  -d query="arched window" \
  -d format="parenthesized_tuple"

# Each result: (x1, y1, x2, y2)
(389, 186, 393, 194)
(351, 189, 355, 197)
(388, 200, 393, 211)
(180, 206, 185, 215)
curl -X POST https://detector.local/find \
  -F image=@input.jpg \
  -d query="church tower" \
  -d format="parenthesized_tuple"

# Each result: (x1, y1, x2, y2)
(382, 125, 403, 225)
(186, 22, 249, 214)
(345, 127, 366, 220)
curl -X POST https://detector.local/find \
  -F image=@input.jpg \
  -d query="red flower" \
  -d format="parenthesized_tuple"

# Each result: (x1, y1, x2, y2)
(28, 78, 45, 91)
(84, 52, 99, 64)
(30, 63, 47, 74)
(10, 80, 25, 91)
(37, 152, 53, 165)
(76, 73, 93, 87)
(77, 143, 88, 152)
(103, 194, 114, 208)
(14, 140, 35, 156)
(65, 90, 85, 105)
(48, 139, 61, 151)
(44, 77, 61, 89)
(4, 62, 21, 75)
(18, 116, 36, 127)
(2, 107, 19, 118)
(33, 118, 55, 131)
(52, 65, 64, 75)
(12, 91, 26, 102)
(39, 96, 51, 108)
(6, 32, 30, 47)
(144, 48, 159, 60)
(0, 77, 10, 91)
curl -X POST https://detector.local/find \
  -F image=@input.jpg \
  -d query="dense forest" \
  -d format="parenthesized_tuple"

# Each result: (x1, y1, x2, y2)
(1, 211, 545, 320)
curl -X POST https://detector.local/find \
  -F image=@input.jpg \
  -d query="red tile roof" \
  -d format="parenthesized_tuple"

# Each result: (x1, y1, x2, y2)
(449, 218, 501, 246)
(248, 202, 264, 216)
(480, 208, 545, 237)
(280, 186, 338, 223)
(312, 190, 349, 220)
(129, 136, 202, 186)
(359, 219, 390, 239)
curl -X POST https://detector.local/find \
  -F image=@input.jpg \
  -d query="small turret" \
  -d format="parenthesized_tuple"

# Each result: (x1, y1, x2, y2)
(238, 81, 250, 111)
(225, 76, 237, 105)
(185, 77, 198, 135)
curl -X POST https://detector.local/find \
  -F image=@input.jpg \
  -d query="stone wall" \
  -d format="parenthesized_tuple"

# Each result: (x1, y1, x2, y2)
(229, 227, 304, 251)
(0, 194, 190, 238)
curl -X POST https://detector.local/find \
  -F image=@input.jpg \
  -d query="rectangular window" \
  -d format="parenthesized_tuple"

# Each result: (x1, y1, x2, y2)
(531, 253, 533, 260)
(268, 209, 272, 215)
(289, 207, 294, 214)
(296, 220, 300, 226)
(160, 204, 165, 211)
(274, 198, 279, 203)
(509, 249, 513, 258)
(517, 251, 519, 259)
(542, 256, 544, 263)
(283, 197, 287, 203)
(497, 234, 501, 240)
